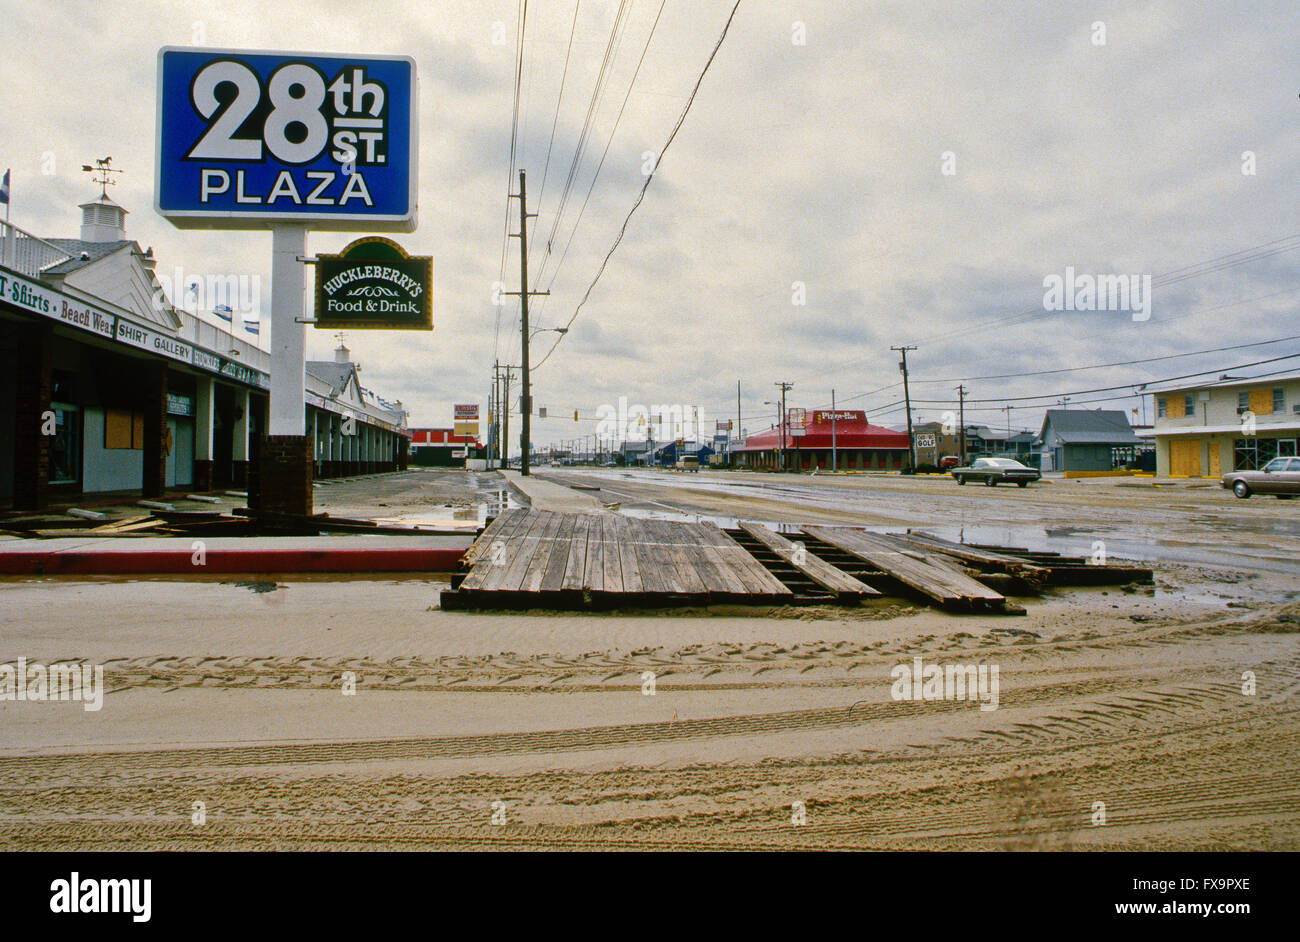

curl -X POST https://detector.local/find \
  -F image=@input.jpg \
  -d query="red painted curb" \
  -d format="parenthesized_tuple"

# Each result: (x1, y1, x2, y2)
(0, 548, 466, 576)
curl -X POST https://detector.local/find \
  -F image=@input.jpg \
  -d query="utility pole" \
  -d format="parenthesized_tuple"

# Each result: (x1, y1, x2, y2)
(831, 389, 837, 472)
(496, 366, 506, 470)
(892, 345, 917, 472)
(1004, 404, 1012, 437)
(775, 381, 793, 472)
(736, 380, 741, 468)
(503, 171, 549, 476)
(955, 383, 967, 465)
(488, 376, 496, 469)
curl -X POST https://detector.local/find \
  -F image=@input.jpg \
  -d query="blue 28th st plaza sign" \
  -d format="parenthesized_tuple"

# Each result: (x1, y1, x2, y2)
(156, 47, 417, 231)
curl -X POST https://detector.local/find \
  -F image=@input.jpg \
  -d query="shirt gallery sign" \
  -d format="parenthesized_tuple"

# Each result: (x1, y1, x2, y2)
(115, 319, 193, 364)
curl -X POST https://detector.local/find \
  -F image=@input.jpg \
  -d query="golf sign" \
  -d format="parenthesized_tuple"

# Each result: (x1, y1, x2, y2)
(156, 47, 417, 230)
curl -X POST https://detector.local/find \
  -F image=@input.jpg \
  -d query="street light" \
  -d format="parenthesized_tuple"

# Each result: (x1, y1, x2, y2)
(763, 399, 782, 470)
(529, 326, 568, 341)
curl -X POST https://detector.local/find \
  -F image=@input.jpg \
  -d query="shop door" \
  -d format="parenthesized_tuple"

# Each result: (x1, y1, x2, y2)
(1208, 446, 1221, 477)
(1170, 439, 1202, 476)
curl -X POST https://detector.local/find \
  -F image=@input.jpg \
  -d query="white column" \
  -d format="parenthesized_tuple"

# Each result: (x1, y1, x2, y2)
(269, 225, 308, 436)
(232, 388, 250, 461)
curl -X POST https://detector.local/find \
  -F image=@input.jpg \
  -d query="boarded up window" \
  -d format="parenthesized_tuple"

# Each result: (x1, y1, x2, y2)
(104, 409, 145, 449)
(1249, 388, 1273, 416)
(1165, 396, 1186, 419)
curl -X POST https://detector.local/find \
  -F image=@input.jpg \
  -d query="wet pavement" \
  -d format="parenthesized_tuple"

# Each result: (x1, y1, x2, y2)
(537, 467, 1300, 577)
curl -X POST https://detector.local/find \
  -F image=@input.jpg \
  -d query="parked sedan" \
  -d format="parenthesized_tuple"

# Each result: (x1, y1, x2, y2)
(951, 457, 1041, 487)
(1222, 457, 1300, 499)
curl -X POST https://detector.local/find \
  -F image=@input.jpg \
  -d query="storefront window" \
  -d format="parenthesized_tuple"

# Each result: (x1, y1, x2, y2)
(1233, 437, 1278, 471)
(50, 370, 80, 484)
(49, 405, 81, 484)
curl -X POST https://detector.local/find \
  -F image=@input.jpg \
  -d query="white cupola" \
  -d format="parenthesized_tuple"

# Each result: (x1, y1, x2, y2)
(79, 195, 128, 243)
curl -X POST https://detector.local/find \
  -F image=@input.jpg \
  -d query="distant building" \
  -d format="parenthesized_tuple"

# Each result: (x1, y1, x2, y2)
(911, 421, 961, 466)
(1145, 373, 1300, 477)
(1038, 409, 1141, 472)
(409, 426, 481, 467)
(733, 410, 910, 471)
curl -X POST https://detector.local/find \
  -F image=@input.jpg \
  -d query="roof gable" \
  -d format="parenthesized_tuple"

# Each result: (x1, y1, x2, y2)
(42, 240, 182, 331)
(1040, 409, 1139, 444)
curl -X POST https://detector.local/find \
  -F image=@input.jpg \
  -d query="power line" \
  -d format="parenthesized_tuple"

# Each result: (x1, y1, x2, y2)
(534, 0, 633, 288)
(534, 0, 744, 371)
(494, 0, 529, 367)
(910, 333, 1300, 384)
(533, 0, 583, 235)
(533, 0, 669, 313)
(906, 352, 1300, 405)
(791, 234, 1300, 384)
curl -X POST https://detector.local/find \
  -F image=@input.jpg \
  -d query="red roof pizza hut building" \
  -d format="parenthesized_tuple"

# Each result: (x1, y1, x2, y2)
(732, 410, 911, 471)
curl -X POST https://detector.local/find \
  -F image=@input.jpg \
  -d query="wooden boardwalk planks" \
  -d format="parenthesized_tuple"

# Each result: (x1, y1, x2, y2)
(447, 510, 792, 609)
(801, 526, 1008, 611)
(900, 531, 1049, 584)
(737, 521, 880, 599)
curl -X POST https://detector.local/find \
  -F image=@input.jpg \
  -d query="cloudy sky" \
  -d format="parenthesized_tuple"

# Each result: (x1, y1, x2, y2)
(3, 0, 1296, 445)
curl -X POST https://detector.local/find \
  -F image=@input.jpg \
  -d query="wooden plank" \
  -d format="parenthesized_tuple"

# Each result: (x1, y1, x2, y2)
(582, 512, 606, 592)
(652, 519, 710, 595)
(598, 515, 625, 594)
(737, 521, 880, 597)
(86, 514, 153, 533)
(701, 524, 773, 595)
(538, 514, 578, 592)
(460, 509, 536, 588)
(671, 520, 738, 598)
(901, 531, 1049, 583)
(503, 510, 554, 591)
(520, 511, 566, 593)
(560, 515, 591, 591)
(460, 508, 527, 568)
(802, 526, 1005, 608)
(634, 519, 680, 593)
(467, 510, 548, 592)
(692, 522, 792, 597)
(610, 515, 644, 593)
(629, 517, 672, 594)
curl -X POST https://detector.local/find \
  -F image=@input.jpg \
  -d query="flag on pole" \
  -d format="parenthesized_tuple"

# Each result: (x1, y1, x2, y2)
(0, 169, 10, 205)
(213, 304, 233, 322)
(243, 319, 259, 336)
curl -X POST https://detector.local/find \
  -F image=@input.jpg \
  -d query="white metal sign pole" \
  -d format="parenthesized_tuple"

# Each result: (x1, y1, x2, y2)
(269, 224, 308, 435)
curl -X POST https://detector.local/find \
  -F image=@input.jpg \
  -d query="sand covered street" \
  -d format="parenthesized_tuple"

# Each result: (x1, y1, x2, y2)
(0, 468, 1296, 850)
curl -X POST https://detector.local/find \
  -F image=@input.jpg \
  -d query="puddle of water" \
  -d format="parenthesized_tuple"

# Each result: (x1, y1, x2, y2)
(377, 492, 522, 529)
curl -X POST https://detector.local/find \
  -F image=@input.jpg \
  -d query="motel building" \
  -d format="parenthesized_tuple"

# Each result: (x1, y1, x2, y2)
(732, 410, 911, 471)
(1144, 372, 1300, 477)
(0, 193, 409, 511)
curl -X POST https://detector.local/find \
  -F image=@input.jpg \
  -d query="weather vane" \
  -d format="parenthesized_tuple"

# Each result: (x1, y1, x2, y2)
(80, 157, 123, 199)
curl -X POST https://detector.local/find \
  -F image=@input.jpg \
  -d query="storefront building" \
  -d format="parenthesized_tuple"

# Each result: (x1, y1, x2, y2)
(1146, 373, 1300, 477)
(1, 195, 408, 510)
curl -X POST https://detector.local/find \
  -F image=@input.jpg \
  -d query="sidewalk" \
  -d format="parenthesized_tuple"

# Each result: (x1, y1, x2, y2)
(0, 534, 471, 575)
(497, 470, 608, 514)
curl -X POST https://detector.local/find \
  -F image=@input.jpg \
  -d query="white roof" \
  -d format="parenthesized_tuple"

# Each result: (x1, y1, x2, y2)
(1154, 371, 1300, 394)
(1140, 418, 1300, 438)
